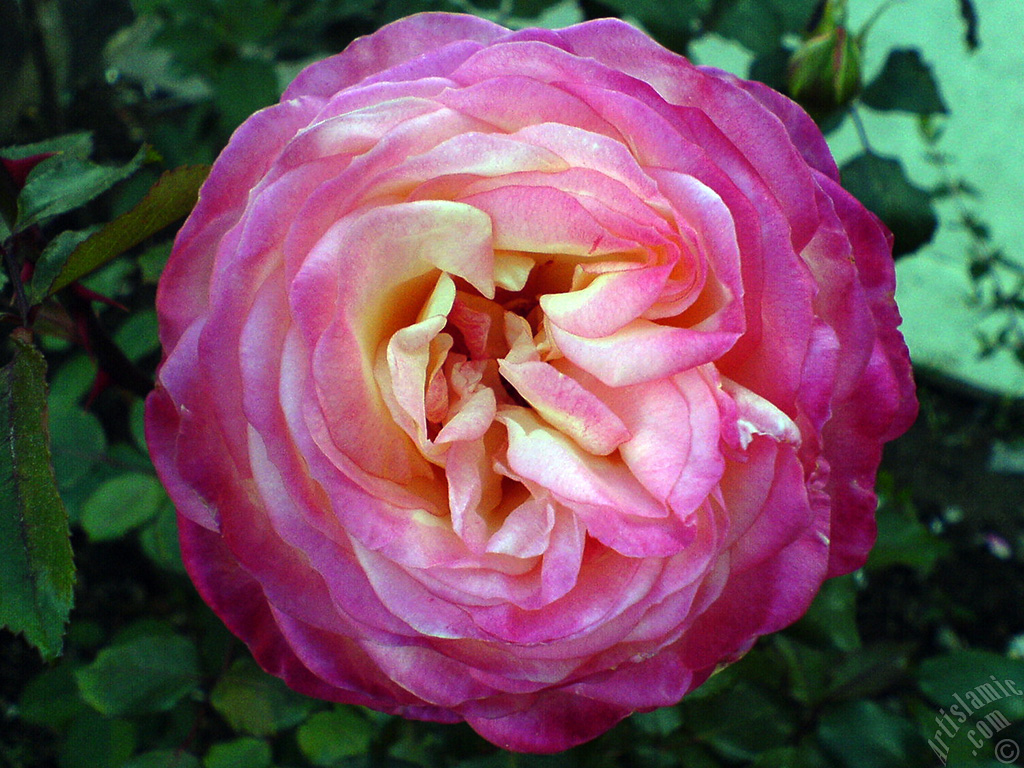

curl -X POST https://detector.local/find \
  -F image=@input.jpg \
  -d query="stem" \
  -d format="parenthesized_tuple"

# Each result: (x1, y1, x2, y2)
(850, 105, 873, 155)
(64, 289, 154, 396)
(2, 241, 32, 324)
(19, 0, 63, 131)
(0, 159, 19, 235)
(859, 0, 903, 40)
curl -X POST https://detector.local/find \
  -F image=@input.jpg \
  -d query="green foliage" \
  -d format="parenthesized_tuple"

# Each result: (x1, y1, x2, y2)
(75, 634, 201, 716)
(29, 229, 103, 306)
(19, 664, 89, 730)
(597, 0, 711, 43)
(211, 658, 316, 736)
(38, 165, 210, 299)
(298, 708, 377, 765)
(60, 709, 137, 768)
(211, 59, 282, 133)
(918, 651, 1024, 721)
(680, 680, 798, 759)
(788, 575, 861, 652)
(818, 701, 929, 768)
(839, 152, 938, 257)
(712, 0, 819, 56)
(867, 476, 950, 575)
(0, 331, 74, 660)
(205, 737, 272, 768)
(126, 751, 202, 768)
(81, 473, 168, 541)
(15, 146, 150, 234)
(1, 134, 96, 162)
(861, 49, 948, 116)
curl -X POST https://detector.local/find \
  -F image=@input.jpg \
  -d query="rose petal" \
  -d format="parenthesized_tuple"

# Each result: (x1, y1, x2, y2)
(547, 317, 740, 388)
(500, 409, 697, 557)
(498, 359, 631, 455)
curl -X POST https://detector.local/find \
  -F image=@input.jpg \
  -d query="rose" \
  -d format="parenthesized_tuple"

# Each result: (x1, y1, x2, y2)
(145, 12, 917, 753)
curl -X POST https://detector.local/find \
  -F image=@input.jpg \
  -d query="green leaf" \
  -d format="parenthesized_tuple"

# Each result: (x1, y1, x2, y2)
(824, 643, 911, 702)
(27, 228, 102, 305)
(839, 152, 937, 257)
(139, 495, 186, 573)
(591, 0, 709, 36)
(298, 708, 375, 765)
(632, 706, 683, 737)
(49, 405, 107, 498)
(861, 49, 947, 115)
(918, 651, 1024, 721)
(818, 701, 928, 768)
(713, 0, 819, 55)
(867, 497, 950, 575)
(114, 309, 161, 362)
(130, 397, 148, 451)
(60, 709, 136, 768)
(213, 59, 281, 132)
(770, 635, 831, 707)
(125, 751, 202, 768)
(211, 658, 315, 736)
(217, 0, 286, 45)
(205, 737, 272, 768)
(137, 241, 173, 285)
(788, 574, 861, 652)
(19, 664, 88, 729)
(0, 132, 94, 161)
(0, 330, 74, 660)
(679, 681, 796, 761)
(48, 354, 99, 410)
(75, 634, 201, 716)
(81, 472, 167, 541)
(40, 165, 209, 297)
(15, 145, 149, 233)
(752, 744, 830, 768)
(80, 251, 136, 299)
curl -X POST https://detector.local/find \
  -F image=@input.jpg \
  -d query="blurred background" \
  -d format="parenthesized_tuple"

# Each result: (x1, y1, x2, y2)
(1, 1, 1022, 766)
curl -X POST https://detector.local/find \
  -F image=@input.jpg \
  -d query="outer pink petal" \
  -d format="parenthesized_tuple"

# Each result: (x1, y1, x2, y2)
(438, 75, 622, 137)
(557, 18, 822, 251)
(465, 691, 630, 754)
(681, 504, 830, 672)
(157, 97, 322, 348)
(177, 517, 369, 705)
(282, 13, 508, 100)
(726, 74, 840, 181)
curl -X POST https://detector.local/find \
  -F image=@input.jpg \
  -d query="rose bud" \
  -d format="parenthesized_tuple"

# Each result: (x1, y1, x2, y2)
(788, 0, 864, 118)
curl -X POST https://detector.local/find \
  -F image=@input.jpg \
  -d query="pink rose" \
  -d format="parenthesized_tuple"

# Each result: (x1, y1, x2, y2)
(146, 13, 917, 753)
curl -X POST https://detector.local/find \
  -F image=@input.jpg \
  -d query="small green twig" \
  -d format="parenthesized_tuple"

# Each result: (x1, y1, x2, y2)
(849, 105, 874, 155)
